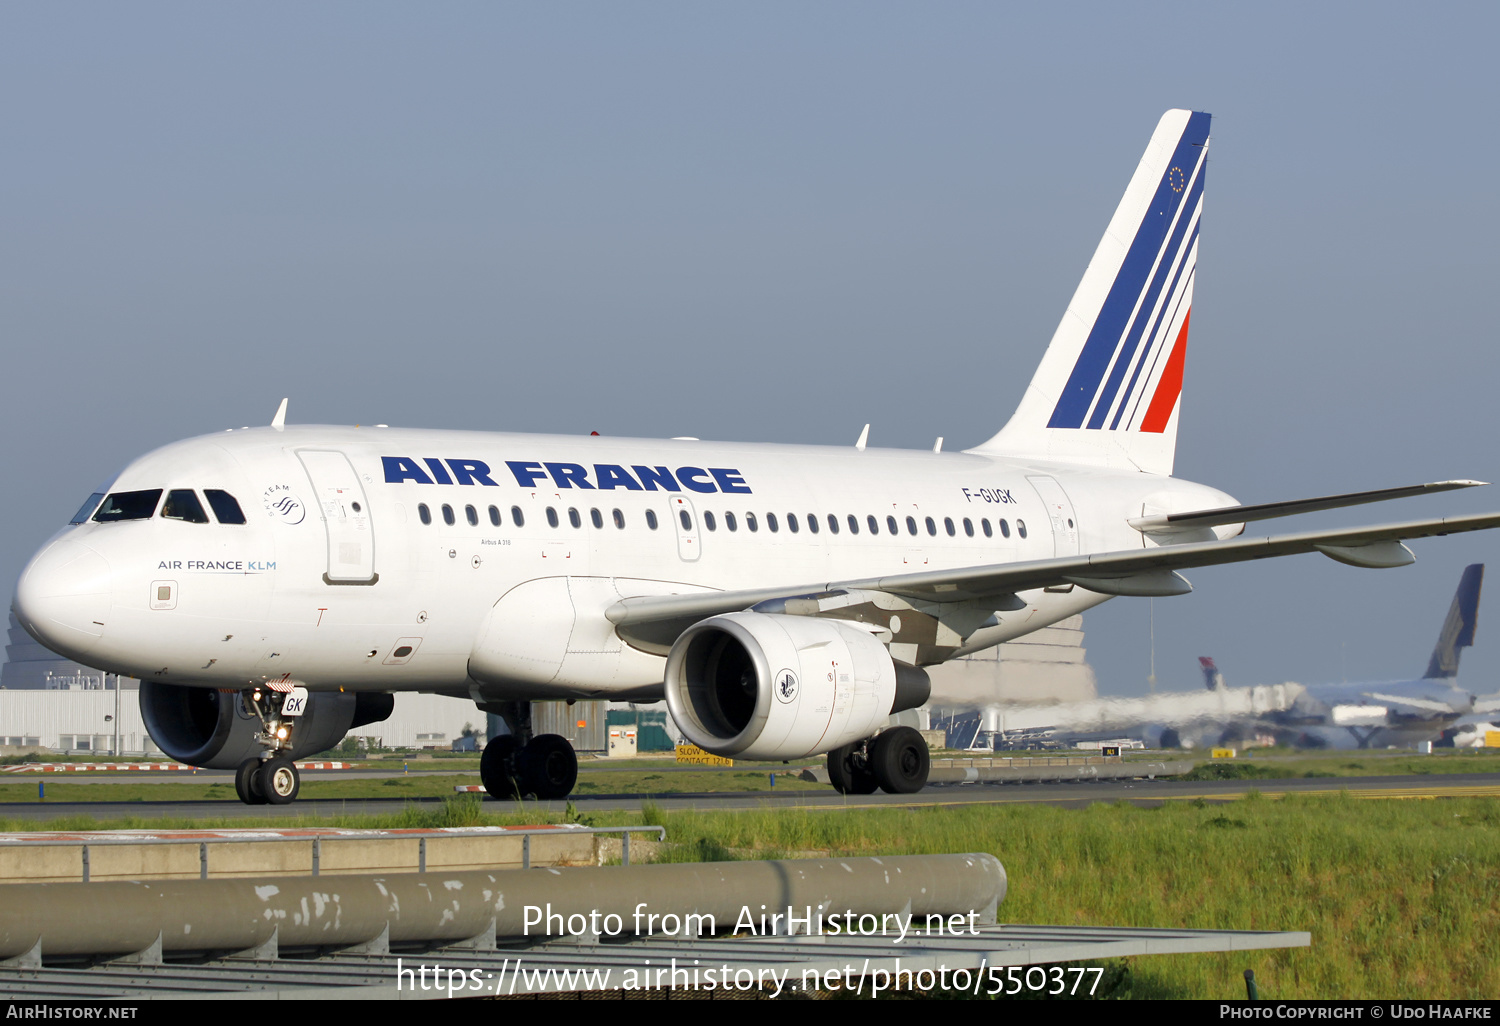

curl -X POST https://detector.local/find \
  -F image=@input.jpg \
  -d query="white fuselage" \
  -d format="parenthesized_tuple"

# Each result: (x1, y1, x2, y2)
(14, 424, 1236, 701)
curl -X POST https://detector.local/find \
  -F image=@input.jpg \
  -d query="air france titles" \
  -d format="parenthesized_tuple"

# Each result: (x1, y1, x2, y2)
(381, 457, 752, 495)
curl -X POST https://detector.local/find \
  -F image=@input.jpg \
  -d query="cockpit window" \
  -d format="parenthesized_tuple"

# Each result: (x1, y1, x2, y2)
(162, 489, 210, 524)
(69, 493, 106, 525)
(93, 489, 163, 522)
(204, 490, 247, 525)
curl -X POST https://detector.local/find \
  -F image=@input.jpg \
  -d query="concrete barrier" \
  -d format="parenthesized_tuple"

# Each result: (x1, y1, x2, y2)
(0, 853, 1007, 961)
(0, 826, 644, 884)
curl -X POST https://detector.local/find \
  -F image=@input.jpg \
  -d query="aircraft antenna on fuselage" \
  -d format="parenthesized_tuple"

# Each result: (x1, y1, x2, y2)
(271, 398, 288, 431)
(855, 424, 870, 451)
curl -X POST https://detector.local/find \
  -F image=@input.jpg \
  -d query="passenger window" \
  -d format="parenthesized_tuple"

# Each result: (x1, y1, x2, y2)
(568, 508, 582, 529)
(489, 505, 501, 527)
(806, 514, 819, 535)
(442, 504, 456, 526)
(925, 517, 937, 536)
(981, 518, 993, 538)
(419, 503, 432, 525)
(746, 512, 758, 533)
(999, 518, 1010, 538)
(786, 513, 798, 534)
(725, 512, 737, 532)
(466, 505, 479, 527)
(963, 518, 974, 538)
(704, 511, 717, 531)
(825, 514, 838, 535)
(70, 492, 106, 525)
(646, 509, 659, 530)
(767, 513, 779, 533)
(162, 489, 210, 524)
(887, 516, 898, 535)
(203, 490, 247, 525)
(546, 507, 559, 528)
(944, 517, 956, 537)
(867, 515, 878, 535)
(679, 510, 692, 530)
(512, 506, 525, 527)
(94, 489, 163, 523)
(1017, 519, 1027, 539)
(905, 516, 917, 536)
(613, 509, 625, 529)
(590, 508, 604, 529)
(847, 515, 859, 535)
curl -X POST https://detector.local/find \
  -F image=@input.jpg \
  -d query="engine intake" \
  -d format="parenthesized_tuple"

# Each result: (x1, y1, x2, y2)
(139, 682, 393, 769)
(665, 612, 924, 761)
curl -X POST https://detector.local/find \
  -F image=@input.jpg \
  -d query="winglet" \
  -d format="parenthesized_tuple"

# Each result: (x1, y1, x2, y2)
(271, 398, 288, 431)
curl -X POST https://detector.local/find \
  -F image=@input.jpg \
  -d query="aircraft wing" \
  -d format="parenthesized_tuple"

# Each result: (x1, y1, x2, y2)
(1359, 692, 1466, 716)
(606, 511, 1500, 630)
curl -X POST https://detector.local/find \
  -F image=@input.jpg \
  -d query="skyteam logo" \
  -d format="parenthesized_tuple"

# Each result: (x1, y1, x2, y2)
(1048, 111, 1209, 435)
(382, 457, 752, 495)
(774, 668, 799, 704)
(261, 485, 306, 525)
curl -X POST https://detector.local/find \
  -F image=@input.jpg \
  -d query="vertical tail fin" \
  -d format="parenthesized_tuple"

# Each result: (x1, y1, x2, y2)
(1199, 656, 1224, 691)
(971, 110, 1210, 476)
(1424, 564, 1484, 679)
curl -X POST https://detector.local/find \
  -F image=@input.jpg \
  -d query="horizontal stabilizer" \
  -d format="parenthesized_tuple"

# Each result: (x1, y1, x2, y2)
(1130, 480, 1486, 536)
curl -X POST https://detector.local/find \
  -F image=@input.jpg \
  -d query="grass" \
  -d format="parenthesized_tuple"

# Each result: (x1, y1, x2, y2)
(634, 793, 1500, 999)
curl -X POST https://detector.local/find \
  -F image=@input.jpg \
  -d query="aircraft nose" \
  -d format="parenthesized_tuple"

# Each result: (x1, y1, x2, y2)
(13, 539, 112, 659)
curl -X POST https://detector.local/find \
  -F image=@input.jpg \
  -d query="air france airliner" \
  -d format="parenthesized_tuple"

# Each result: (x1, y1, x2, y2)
(14, 110, 1500, 806)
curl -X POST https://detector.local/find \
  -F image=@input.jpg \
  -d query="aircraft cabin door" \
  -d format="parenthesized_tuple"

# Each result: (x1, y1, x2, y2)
(1026, 475, 1079, 558)
(669, 495, 701, 562)
(297, 450, 378, 584)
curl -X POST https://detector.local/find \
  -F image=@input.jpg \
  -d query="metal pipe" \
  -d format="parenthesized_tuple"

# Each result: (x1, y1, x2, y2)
(0, 854, 1006, 961)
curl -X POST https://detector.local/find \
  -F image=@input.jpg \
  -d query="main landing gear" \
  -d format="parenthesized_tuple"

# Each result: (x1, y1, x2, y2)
(478, 701, 578, 801)
(480, 733, 578, 801)
(827, 726, 930, 795)
(233, 688, 302, 806)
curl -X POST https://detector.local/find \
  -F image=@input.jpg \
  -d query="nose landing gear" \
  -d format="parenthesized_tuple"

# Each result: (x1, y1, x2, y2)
(232, 687, 303, 806)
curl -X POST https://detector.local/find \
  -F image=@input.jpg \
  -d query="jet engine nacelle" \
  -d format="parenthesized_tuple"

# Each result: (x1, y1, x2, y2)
(139, 681, 394, 769)
(664, 611, 929, 761)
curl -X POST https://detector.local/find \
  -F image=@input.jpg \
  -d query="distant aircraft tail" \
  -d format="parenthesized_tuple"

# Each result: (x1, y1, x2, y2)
(1424, 564, 1484, 679)
(970, 109, 1210, 476)
(1199, 656, 1224, 691)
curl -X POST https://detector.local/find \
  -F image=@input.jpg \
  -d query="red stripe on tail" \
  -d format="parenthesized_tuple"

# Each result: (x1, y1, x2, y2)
(1140, 310, 1190, 433)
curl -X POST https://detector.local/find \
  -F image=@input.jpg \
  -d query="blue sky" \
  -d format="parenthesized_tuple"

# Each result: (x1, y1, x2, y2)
(4, 3, 1498, 696)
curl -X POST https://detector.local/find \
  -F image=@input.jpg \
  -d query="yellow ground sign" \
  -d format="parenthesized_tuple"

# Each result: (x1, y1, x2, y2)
(1485, 731, 1500, 748)
(675, 744, 733, 766)
(1211, 747, 1238, 759)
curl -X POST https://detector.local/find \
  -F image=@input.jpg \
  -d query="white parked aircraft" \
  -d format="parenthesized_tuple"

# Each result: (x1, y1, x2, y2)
(963, 565, 1492, 751)
(14, 110, 1500, 805)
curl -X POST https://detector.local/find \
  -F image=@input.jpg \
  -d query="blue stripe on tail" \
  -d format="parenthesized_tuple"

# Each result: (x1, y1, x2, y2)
(1048, 111, 1211, 430)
